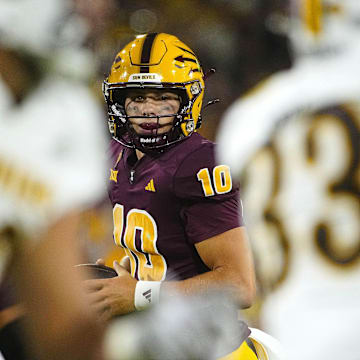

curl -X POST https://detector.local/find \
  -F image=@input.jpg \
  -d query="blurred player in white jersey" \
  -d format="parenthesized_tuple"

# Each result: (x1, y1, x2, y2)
(0, 0, 108, 358)
(217, 1, 360, 359)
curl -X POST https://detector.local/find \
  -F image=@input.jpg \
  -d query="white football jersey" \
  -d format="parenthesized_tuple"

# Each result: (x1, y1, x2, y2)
(0, 74, 107, 277)
(217, 49, 360, 360)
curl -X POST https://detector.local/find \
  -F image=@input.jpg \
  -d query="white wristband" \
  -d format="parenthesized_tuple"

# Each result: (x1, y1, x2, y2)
(134, 281, 161, 311)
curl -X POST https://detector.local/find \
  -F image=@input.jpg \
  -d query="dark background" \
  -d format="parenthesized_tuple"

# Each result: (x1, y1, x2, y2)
(80, 0, 292, 141)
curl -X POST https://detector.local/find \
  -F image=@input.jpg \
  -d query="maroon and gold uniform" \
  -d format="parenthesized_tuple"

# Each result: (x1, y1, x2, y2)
(108, 133, 243, 282)
(102, 33, 265, 360)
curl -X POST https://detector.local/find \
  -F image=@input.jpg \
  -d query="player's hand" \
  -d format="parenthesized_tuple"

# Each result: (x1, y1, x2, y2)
(83, 260, 137, 321)
(119, 256, 131, 272)
(95, 257, 131, 272)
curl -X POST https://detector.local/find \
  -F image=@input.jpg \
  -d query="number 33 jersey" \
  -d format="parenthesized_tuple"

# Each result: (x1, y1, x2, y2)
(218, 53, 360, 360)
(108, 132, 243, 281)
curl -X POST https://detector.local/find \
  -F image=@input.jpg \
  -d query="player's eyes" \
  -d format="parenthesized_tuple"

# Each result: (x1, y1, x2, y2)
(160, 94, 180, 101)
(130, 94, 179, 102)
(160, 95, 177, 101)
(132, 95, 145, 102)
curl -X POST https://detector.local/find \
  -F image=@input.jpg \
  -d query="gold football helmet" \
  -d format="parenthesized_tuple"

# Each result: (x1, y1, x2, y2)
(103, 33, 205, 153)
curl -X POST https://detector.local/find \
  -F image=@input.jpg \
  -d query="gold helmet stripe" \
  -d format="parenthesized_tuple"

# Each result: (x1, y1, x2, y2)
(140, 33, 158, 73)
(303, 0, 323, 35)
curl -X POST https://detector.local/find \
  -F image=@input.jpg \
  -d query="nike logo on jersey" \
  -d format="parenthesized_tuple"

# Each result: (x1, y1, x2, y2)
(109, 169, 118, 183)
(145, 179, 156, 192)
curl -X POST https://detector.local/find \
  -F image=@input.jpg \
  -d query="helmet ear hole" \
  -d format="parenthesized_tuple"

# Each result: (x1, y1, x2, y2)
(175, 89, 188, 106)
(111, 89, 126, 106)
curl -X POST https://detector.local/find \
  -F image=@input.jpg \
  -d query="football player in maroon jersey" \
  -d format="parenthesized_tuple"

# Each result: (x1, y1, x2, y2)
(84, 32, 257, 358)
(86, 32, 255, 316)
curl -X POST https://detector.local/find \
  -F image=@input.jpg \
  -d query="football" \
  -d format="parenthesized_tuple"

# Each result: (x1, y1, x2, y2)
(75, 263, 117, 279)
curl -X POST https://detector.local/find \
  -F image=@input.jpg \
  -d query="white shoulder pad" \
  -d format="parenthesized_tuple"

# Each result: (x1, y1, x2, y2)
(217, 52, 360, 179)
(249, 328, 286, 360)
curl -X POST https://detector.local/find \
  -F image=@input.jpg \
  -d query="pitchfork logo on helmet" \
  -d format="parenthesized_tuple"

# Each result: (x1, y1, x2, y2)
(102, 33, 205, 154)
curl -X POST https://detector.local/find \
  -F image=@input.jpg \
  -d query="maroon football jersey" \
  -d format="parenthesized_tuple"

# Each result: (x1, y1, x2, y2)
(108, 133, 243, 281)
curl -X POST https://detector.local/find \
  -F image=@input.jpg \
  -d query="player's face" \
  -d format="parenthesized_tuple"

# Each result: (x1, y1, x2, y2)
(124, 89, 181, 136)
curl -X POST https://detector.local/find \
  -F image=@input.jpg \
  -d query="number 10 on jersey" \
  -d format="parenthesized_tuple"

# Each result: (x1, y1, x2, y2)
(197, 165, 232, 196)
(112, 204, 167, 281)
